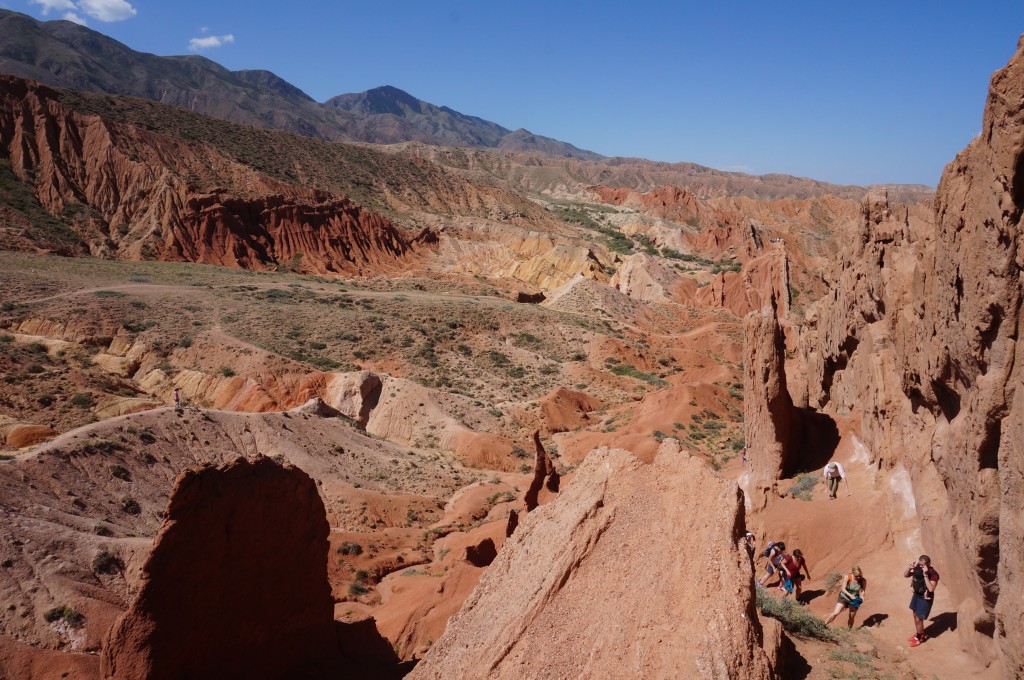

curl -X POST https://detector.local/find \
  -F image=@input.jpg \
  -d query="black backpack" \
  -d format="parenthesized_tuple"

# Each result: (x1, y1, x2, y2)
(763, 541, 784, 558)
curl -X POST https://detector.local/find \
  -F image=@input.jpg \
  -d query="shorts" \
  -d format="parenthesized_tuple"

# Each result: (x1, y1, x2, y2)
(765, 563, 775, 575)
(839, 596, 861, 610)
(910, 593, 934, 620)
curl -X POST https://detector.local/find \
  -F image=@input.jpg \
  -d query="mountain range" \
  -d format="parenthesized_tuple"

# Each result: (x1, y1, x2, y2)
(0, 9, 601, 159)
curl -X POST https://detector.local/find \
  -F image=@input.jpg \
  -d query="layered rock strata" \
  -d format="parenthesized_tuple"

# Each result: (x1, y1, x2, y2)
(409, 440, 774, 679)
(0, 77, 422, 274)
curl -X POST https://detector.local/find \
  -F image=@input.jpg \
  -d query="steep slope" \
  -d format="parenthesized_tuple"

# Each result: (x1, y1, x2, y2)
(0, 77, 424, 273)
(410, 440, 774, 679)
(747, 38, 1024, 676)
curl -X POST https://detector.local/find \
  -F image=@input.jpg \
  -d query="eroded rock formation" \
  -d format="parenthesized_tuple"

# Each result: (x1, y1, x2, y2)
(100, 456, 342, 679)
(760, 38, 1024, 675)
(523, 430, 559, 511)
(409, 440, 773, 679)
(0, 77, 424, 274)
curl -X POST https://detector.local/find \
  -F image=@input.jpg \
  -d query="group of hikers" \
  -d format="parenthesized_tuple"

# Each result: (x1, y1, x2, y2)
(745, 458, 941, 649)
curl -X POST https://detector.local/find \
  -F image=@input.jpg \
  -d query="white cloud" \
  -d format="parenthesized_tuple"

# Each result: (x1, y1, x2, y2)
(31, 0, 136, 22)
(77, 0, 136, 21)
(30, 0, 76, 14)
(188, 33, 234, 51)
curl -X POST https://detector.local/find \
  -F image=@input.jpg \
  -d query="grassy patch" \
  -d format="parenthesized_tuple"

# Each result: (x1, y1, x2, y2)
(609, 363, 668, 387)
(756, 585, 836, 641)
(786, 472, 818, 501)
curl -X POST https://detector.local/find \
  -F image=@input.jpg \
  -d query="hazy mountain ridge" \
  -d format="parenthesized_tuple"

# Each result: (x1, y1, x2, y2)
(0, 9, 601, 159)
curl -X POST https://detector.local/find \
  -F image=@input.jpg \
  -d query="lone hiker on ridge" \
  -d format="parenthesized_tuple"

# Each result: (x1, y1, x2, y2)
(822, 461, 848, 499)
(905, 555, 940, 647)
(173, 387, 181, 412)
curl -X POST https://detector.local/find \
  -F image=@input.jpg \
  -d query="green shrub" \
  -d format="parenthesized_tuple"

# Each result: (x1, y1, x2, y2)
(786, 473, 818, 501)
(121, 498, 141, 515)
(110, 464, 131, 482)
(177, 336, 192, 348)
(70, 393, 94, 409)
(43, 606, 84, 627)
(348, 582, 369, 597)
(337, 541, 363, 556)
(756, 585, 836, 641)
(92, 550, 123, 574)
(219, 366, 236, 377)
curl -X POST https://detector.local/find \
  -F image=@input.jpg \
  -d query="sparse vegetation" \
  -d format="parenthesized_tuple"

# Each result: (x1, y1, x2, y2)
(43, 606, 84, 627)
(92, 550, 123, 574)
(756, 585, 836, 641)
(787, 472, 818, 501)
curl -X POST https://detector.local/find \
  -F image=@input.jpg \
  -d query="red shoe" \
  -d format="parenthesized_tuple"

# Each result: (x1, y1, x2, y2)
(909, 636, 925, 647)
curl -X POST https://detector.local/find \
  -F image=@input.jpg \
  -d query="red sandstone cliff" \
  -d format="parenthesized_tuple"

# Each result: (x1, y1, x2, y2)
(100, 456, 343, 679)
(748, 38, 1024, 675)
(0, 77, 425, 274)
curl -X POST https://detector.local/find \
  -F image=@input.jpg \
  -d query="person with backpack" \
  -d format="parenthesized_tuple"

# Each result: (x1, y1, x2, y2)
(822, 461, 848, 499)
(757, 541, 785, 586)
(905, 555, 940, 647)
(825, 566, 867, 628)
(779, 549, 811, 598)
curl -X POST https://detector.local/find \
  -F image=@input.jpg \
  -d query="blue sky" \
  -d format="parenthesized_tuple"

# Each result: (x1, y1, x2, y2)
(18, 0, 1024, 186)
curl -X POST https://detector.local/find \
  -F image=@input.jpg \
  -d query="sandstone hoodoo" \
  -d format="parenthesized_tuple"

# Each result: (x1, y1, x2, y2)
(409, 440, 775, 679)
(101, 456, 343, 679)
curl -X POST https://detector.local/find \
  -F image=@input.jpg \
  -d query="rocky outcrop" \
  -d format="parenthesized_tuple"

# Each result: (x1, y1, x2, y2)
(0, 77, 424, 274)
(537, 386, 602, 433)
(409, 440, 774, 679)
(0, 416, 56, 449)
(744, 296, 800, 489)
(100, 456, 342, 679)
(592, 184, 716, 227)
(765, 39, 1024, 675)
(524, 430, 559, 511)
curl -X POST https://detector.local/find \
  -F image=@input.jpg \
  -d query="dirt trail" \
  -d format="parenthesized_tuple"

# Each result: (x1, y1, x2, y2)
(739, 428, 999, 679)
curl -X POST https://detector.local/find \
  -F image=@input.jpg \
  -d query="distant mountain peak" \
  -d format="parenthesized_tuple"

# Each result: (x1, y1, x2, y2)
(0, 8, 603, 158)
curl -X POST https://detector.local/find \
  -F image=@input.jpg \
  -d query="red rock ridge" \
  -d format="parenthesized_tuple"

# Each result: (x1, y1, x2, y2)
(409, 440, 774, 679)
(0, 77, 427, 275)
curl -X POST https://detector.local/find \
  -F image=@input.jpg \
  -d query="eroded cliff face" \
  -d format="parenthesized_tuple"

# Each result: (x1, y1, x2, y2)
(765, 38, 1024, 675)
(409, 440, 774, 680)
(100, 456, 342, 679)
(0, 77, 423, 274)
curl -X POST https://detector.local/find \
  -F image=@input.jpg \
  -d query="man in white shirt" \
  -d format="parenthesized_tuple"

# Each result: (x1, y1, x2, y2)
(822, 461, 847, 499)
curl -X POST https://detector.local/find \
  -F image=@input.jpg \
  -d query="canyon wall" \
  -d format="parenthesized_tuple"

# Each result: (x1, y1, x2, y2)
(749, 38, 1024, 675)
